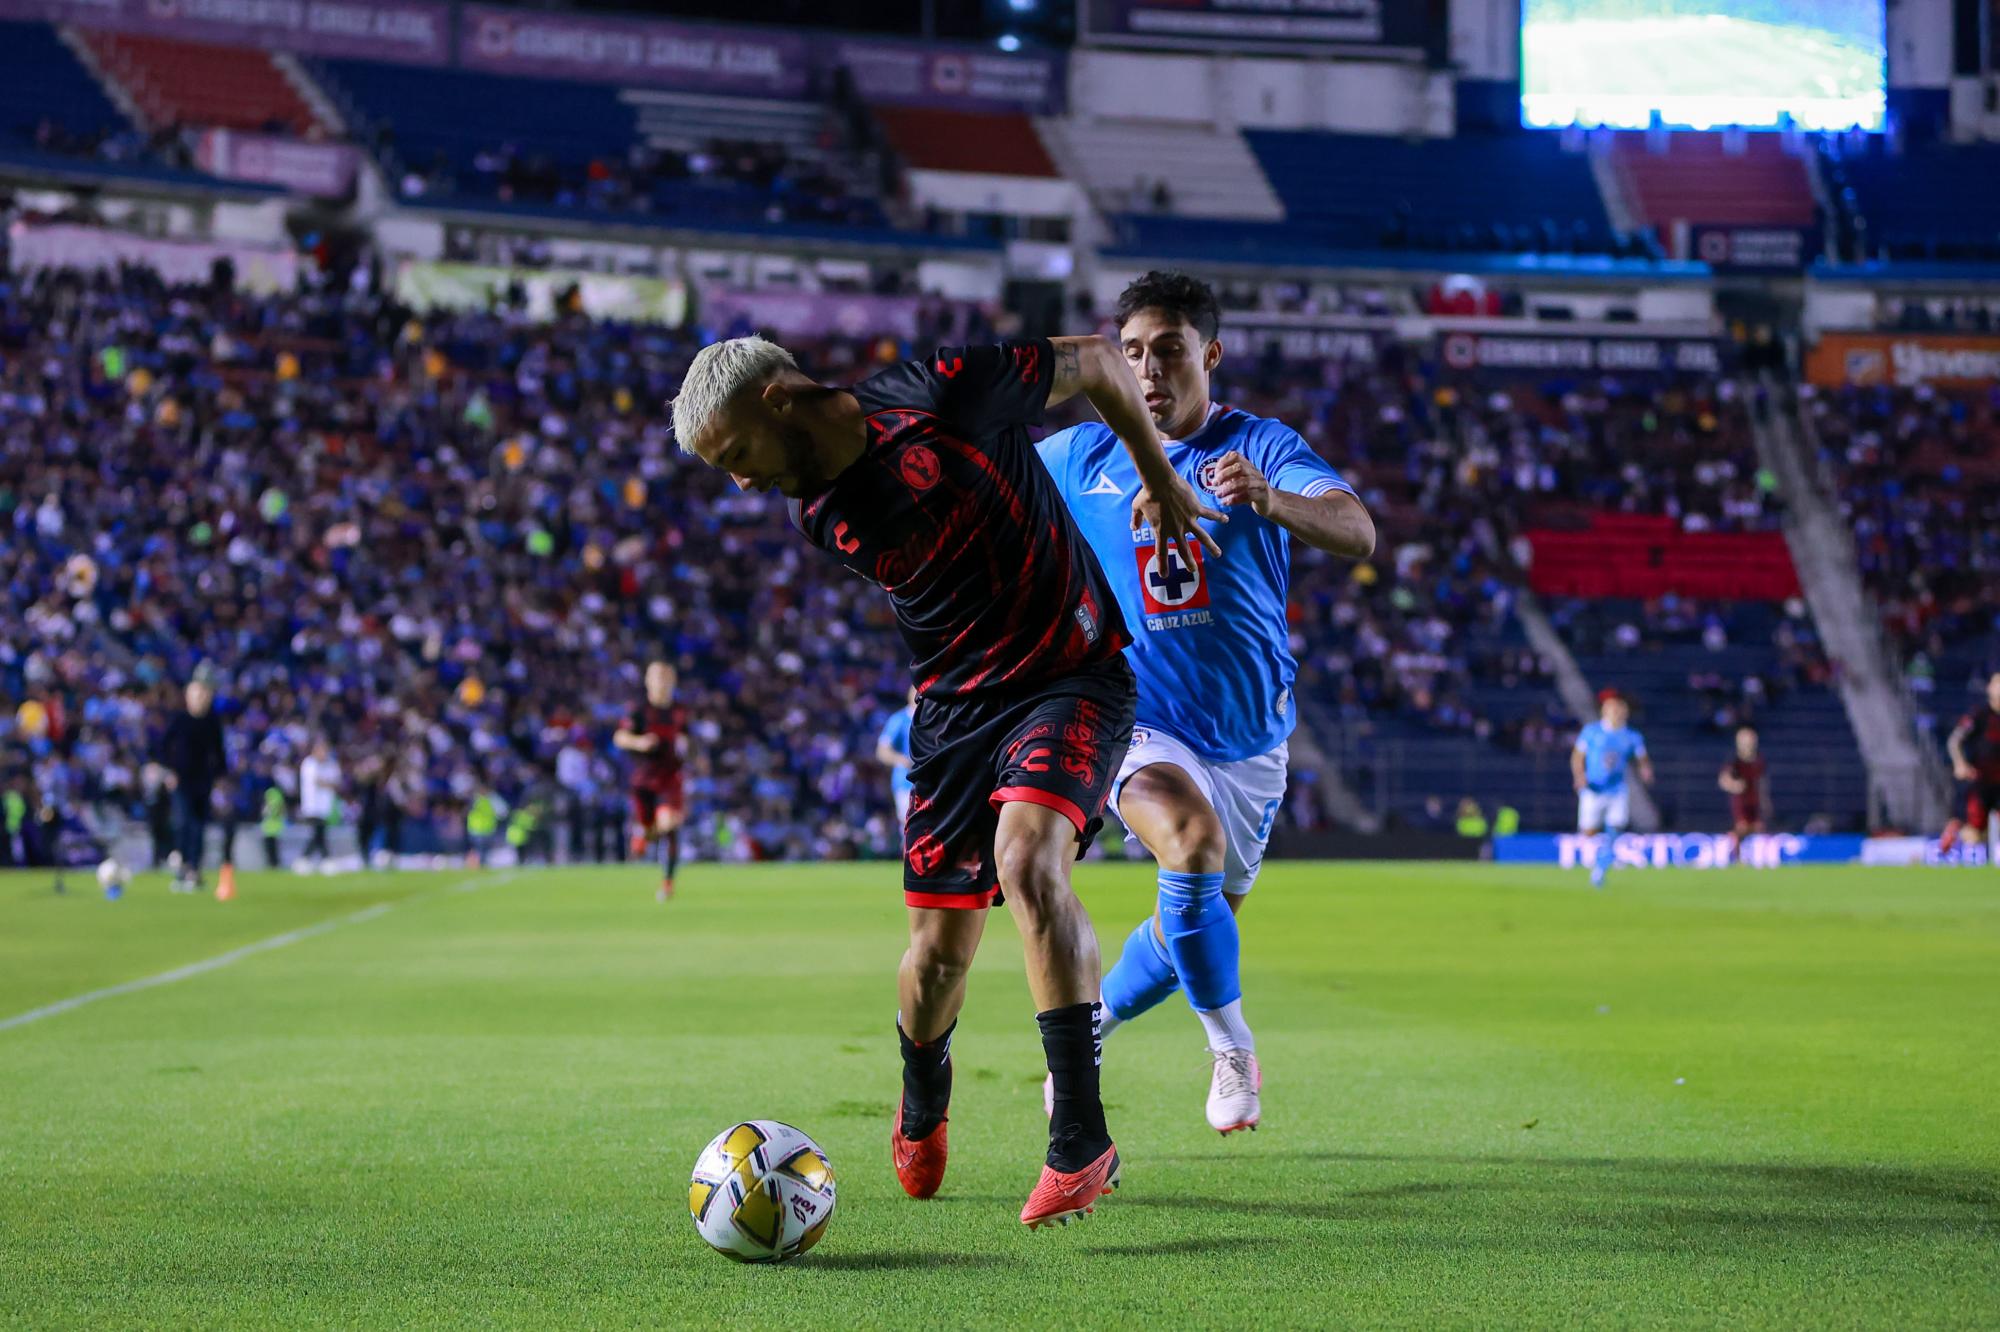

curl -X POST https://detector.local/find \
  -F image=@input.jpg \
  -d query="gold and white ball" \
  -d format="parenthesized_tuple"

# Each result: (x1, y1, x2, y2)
(687, 1120, 836, 1263)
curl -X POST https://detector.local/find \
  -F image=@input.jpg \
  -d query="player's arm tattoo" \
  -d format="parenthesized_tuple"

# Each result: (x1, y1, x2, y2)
(1048, 339, 1085, 404)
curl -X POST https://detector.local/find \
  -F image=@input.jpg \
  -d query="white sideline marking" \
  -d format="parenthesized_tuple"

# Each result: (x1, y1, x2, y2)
(0, 873, 512, 1034)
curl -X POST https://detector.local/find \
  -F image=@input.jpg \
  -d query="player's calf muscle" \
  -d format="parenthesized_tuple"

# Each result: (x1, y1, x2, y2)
(995, 806, 1099, 1006)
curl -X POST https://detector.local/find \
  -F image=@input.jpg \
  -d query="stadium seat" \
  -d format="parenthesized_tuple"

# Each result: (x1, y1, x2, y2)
(1609, 131, 1818, 229)
(77, 31, 326, 135)
(1243, 130, 1618, 254)
(0, 20, 130, 146)
(1825, 137, 2000, 262)
(871, 108, 1058, 177)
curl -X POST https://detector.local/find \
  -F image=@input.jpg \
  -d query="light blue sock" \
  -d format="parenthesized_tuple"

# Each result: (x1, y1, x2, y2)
(1594, 832, 1616, 876)
(1157, 869, 1238, 1011)
(1101, 916, 1179, 1023)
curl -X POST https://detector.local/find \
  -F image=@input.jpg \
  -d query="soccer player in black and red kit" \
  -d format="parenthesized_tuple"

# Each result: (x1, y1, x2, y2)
(1717, 725, 1770, 863)
(1942, 671, 2000, 858)
(673, 333, 1220, 1228)
(614, 660, 687, 901)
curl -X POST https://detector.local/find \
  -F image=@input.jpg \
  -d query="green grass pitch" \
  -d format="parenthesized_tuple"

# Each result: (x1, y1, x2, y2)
(3, 861, 1996, 1328)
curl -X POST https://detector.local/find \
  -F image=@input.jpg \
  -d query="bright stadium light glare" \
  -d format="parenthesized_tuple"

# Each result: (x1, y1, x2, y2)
(1007, 0, 1037, 11)
(997, 32, 1022, 51)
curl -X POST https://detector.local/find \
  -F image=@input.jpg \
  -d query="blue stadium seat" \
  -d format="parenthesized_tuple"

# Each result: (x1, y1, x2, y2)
(0, 20, 129, 146)
(1243, 130, 1617, 255)
(1824, 139, 2000, 262)
(1559, 599, 1870, 831)
(316, 58, 887, 231)
(318, 60, 634, 185)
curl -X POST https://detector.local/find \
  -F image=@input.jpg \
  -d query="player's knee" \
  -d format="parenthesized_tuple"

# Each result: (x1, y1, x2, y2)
(905, 944, 971, 996)
(1152, 808, 1225, 875)
(905, 926, 977, 991)
(992, 840, 1068, 920)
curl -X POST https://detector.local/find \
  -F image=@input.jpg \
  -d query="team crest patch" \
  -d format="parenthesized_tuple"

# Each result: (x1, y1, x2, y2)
(1136, 542, 1209, 613)
(1198, 459, 1222, 495)
(899, 445, 941, 492)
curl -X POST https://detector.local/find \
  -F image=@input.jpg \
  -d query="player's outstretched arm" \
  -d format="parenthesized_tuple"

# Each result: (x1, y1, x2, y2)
(1046, 335, 1223, 561)
(1570, 744, 1588, 791)
(1208, 451, 1375, 558)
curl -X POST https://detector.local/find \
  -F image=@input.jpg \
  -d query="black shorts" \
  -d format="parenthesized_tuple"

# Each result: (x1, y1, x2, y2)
(1964, 782, 2000, 828)
(902, 656, 1135, 910)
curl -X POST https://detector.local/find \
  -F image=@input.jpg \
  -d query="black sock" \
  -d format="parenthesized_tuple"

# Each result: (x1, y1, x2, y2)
(1039, 1001, 1110, 1171)
(665, 828, 680, 879)
(897, 1019, 954, 1140)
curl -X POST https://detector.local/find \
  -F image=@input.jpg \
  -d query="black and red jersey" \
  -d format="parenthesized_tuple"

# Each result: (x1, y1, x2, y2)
(789, 340, 1129, 700)
(1725, 756, 1767, 809)
(1959, 704, 2000, 783)
(627, 701, 684, 790)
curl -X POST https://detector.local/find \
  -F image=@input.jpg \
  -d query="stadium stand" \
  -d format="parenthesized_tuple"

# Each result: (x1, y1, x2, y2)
(0, 20, 129, 148)
(1607, 132, 1818, 230)
(1805, 383, 2000, 655)
(1038, 119, 1284, 219)
(1821, 137, 2000, 262)
(872, 108, 1058, 177)
(316, 58, 894, 234)
(76, 32, 327, 136)
(1245, 130, 1619, 254)
(1556, 597, 1864, 830)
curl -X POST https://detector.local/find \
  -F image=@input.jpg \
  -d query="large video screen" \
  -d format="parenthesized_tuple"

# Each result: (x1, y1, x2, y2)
(1521, 0, 1885, 131)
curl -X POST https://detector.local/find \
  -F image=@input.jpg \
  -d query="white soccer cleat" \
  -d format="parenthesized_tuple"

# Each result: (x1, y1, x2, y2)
(1205, 1047, 1261, 1135)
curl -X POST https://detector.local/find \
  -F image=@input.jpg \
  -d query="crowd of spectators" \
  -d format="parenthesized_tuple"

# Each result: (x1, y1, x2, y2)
(396, 135, 886, 232)
(24, 117, 203, 175)
(0, 263, 937, 866)
(1805, 382, 2000, 659)
(2, 256, 1943, 866)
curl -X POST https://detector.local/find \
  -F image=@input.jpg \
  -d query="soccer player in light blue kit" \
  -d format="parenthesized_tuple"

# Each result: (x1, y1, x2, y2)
(1038, 272, 1375, 1133)
(1571, 689, 1654, 889)
(875, 686, 918, 836)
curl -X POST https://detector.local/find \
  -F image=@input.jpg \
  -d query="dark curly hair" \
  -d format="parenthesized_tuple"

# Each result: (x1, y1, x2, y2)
(1113, 270, 1221, 343)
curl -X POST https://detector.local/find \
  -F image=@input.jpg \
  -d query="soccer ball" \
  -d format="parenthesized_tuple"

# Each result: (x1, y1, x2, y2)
(687, 1120, 837, 1263)
(96, 858, 130, 896)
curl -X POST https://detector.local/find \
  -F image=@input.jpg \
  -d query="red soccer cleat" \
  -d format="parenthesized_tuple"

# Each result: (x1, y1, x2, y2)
(656, 878, 674, 903)
(630, 830, 650, 859)
(891, 1096, 948, 1200)
(1940, 819, 1963, 854)
(1019, 1142, 1120, 1229)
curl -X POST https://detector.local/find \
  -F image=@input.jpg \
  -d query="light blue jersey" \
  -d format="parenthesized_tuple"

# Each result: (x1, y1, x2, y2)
(878, 707, 914, 796)
(1038, 403, 1354, 762)
(1576, 721, 1648, 795)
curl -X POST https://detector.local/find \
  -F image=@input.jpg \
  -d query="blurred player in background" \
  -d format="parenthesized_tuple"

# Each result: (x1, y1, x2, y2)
(615, 659, 687, 902)
(673, 328, 1215, 1228)
(1039, 271, 1374, 1135)
(1572, 689, 1652, 889)
(876, 685, 918, 839)
(1718, 725, 1770, 862)
(299, 738, 342, 870)
(157, 678, 226, 893)
(1941, 671, 2000, 858)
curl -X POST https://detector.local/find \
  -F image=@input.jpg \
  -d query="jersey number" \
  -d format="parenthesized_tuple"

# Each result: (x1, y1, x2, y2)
(1255, 798, 1281, 844)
